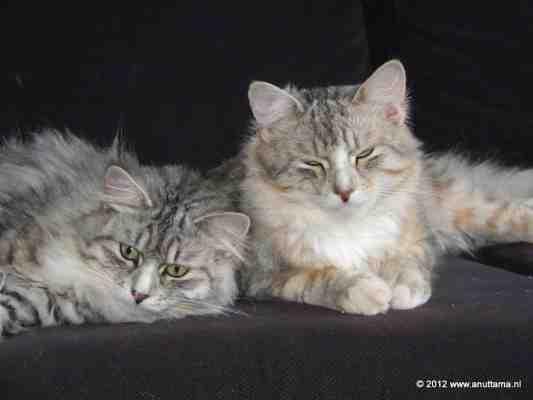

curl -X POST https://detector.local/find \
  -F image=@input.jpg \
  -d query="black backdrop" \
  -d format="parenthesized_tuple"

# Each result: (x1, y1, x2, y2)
(1, 2, 369, 169)
(2, 1, 533, 169)
(2, 3, 533, 398)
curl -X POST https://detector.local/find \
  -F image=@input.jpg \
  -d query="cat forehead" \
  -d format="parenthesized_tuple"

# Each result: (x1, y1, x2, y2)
(297, 85, 359, 103)
(107, 203, 198, 245)
(293, 101, 378, 152)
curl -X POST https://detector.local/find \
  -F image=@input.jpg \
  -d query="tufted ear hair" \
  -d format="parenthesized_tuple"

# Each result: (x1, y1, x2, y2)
(248, 81, 304, 127)
(103, 165, 153, 211)
(353, 60, 408, 125)
(195, 212, 251, 260)
(195, 212, 250, 239)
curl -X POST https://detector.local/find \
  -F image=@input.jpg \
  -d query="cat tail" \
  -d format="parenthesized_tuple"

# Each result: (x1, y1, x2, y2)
(424, 152, 533, 252)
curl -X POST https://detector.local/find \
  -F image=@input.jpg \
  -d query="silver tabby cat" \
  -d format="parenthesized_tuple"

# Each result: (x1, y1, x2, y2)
(0, 131, 249, 339)
(223, 60, 533, 315)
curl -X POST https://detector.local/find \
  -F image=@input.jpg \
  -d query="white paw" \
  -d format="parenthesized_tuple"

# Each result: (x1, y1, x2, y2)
(336, 275, 392, 315)
(391, 281, 431, 310)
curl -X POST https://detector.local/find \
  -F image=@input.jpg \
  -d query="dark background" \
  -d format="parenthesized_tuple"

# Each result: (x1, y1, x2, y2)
(1, 2, 369, 170)
(1, 3, 533, 399)
(3, 1, 532, 171)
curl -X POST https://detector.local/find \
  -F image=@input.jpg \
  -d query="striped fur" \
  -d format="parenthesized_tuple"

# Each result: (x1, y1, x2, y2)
(228, 60, 533, 315)
(0, 131, 249, 340)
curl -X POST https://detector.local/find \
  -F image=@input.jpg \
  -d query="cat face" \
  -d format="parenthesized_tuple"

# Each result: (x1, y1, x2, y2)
(247, 60, 422, 213)
(79, 165, 249, 317)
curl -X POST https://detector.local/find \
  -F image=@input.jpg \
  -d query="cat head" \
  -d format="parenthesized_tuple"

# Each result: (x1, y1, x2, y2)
(77, 164, 250, 317)
(246, 60, 422, 213)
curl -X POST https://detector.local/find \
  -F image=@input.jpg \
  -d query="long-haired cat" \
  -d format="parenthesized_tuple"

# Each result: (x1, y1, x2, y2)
(231, 60, 533, 315)
(0, 131, 249, 339)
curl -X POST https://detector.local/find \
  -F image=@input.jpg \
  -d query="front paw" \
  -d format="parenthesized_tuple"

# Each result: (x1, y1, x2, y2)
(336, 274, 392, 315)
(390, 270, 431, 310)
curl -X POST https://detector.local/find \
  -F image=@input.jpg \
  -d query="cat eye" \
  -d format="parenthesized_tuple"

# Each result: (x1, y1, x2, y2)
(159, 263, 190, 279)
(357, 147, 375, 160)
(352, 147, 377, 167)
(119, 244, 142, 264)
(304, 160, 323, 168)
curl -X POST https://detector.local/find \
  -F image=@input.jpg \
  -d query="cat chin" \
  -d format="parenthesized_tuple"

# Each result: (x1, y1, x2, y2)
(278, 191, 376, 221)
(317, 193, 374, 215)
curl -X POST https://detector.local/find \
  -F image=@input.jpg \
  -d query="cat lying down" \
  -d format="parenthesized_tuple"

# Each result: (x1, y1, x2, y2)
(0, 132, 249, 339)
(3, 60, 533, 341)
(223, 60, 533, 315)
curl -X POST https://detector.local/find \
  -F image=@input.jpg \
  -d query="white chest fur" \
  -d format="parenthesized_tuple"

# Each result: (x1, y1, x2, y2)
(244, 182, 404, 272)
(278, 209, 401, 271)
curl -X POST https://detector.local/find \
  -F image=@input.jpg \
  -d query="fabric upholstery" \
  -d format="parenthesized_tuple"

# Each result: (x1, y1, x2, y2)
(1, 257, 531, 399)
(1, 2, 533, 399)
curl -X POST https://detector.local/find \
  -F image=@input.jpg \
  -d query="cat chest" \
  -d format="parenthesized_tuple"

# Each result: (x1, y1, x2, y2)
(273, 215, 402, 271)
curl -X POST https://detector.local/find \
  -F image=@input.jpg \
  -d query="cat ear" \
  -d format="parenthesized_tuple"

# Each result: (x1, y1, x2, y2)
(353, 60, 408, 124)
(103, 165, 153, 210)
(195, 212, 250, 260)
(248, 81, 303, 127)
(195, 212, 250, 240)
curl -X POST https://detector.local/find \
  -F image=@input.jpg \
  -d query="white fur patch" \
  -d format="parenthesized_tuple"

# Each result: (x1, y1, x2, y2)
(36, 237, 144, 322)
(332, 144, 353, 193)
(391, 284, 431, 309)
(291, 211, 401, 271)
(390, 269, 431, 310)
(244, 176, 407, 272)
(337, 274, 392, 315)
(132, 265, 157, 296)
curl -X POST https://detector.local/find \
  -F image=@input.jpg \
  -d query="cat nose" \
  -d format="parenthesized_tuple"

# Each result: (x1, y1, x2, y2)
(131, 290, 150, 304)
(334, 187, 353, 203)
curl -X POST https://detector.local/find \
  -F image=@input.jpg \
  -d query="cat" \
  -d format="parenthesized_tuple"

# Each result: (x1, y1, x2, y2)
(0, 130, 250, 339)
(219, 59, 533, 315)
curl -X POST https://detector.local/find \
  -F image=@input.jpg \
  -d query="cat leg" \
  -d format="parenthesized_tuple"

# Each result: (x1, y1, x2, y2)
(388, 263, 432, 310)
(376, 251, 434, 310)
(267, 267, 392, 315)
(391, 272, 431, 310)
(0, 280, 45, 338)
(0, 300, 26, 338)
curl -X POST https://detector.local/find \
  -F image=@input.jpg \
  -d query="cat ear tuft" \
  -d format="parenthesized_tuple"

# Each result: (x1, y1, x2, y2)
(354, 60, 408, 124)
(248, 81, 303, 128)
(195, 212, 250, 240)
(195, 212, 250, 260)
(103, 165, 153, 210)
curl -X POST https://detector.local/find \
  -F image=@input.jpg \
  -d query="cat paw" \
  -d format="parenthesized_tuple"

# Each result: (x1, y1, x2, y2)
(336, 275, 392, 315)
(390, 272, 431, 310)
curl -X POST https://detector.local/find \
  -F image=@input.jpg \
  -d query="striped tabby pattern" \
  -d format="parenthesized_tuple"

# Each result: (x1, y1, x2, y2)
(0, 131, 249, 339)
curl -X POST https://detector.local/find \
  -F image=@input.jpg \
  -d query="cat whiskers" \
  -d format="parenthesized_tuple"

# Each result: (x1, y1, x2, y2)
(0, 271, 6, 292)
(376, 187, 448, 208)
(82, 262, 126, 291)
(156, 296, 240, 317)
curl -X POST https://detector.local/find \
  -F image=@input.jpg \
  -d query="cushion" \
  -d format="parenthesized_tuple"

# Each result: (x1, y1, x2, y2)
(476, 243, 533, 276)
(1, 256, 531, 399)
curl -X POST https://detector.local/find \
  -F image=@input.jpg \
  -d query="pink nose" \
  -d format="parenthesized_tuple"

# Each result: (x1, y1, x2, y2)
(335, 188, 353, 203)
(131, 290, 149, 304)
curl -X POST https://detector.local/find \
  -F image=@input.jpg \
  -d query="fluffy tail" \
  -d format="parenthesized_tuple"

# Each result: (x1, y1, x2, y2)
(424, 153, 533, 252)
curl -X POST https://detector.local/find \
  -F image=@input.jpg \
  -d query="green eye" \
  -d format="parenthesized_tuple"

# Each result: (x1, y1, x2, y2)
(304, 160, 323, 168)
(159, 263, 190, 279)
(357, 147, 375, 160)
(119, 243, 142, 263)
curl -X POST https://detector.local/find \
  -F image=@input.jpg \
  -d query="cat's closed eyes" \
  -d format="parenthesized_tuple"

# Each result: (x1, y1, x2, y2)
(0, 131, 249, 339)
(227, 60, 533, 315)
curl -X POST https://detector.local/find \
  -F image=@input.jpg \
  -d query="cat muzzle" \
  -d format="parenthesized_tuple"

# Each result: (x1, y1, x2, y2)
(131, 290, 150, 304)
